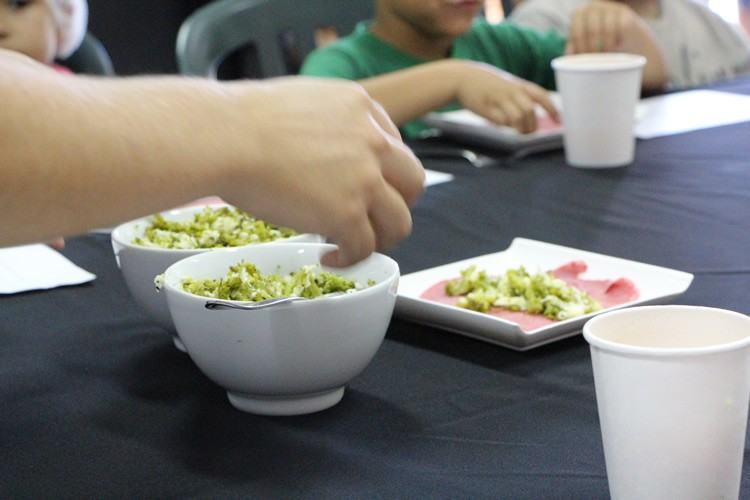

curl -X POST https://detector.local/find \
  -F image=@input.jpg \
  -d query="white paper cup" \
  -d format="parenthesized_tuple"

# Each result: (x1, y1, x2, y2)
(552, 53, 645, 168)
(583, 306, 750, 500)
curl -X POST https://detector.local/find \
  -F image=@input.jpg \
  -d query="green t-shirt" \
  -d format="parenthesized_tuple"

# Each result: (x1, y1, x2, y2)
(301, 19, 566, 139)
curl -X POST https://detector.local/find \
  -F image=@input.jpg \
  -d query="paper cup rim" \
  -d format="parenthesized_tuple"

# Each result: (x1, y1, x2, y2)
(583, 305, 750, 357)
(552, 53, 646, 73)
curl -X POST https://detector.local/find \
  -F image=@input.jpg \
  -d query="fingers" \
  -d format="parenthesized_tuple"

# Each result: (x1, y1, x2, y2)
(570, 8, 586, 54)
(480, 93, 536, 133)
(324, 96, 422, 267)
(321, 206, 377, 267)
(583, 7, 603, 53)
(368, 180, 413, 252)
(616, 8, 631, 48)
(510, 92, 538, 133)
(379, 139, 425, 206)
(524, 83, 560, 123)
(570, 2, 627, 54)
(322, 177, 412, 267)
(368, 100, 425, 206)
(601, 7, 619, 51)
(369, 98, 402, 141)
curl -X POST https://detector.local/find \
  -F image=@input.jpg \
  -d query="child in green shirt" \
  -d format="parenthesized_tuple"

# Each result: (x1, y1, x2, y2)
(302, 0, 666, 139)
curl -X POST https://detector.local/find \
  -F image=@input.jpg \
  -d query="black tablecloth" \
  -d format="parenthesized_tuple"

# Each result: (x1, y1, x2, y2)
(2, 79, 750, 498)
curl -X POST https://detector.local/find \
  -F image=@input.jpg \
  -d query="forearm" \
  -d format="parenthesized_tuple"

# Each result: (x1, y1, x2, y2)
(359, 59, 466, 125)
(0, 53, 247, 246)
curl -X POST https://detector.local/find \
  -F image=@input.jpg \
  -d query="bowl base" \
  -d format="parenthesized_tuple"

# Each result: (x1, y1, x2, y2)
(226, 387, 345, 416)
(172, 335, 187, 352)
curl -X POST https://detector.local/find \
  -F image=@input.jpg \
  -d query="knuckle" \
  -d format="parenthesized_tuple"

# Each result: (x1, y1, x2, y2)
(367, 129, 391, 154)
(338, 201, 365, 227)
(358, 166, 383, 197)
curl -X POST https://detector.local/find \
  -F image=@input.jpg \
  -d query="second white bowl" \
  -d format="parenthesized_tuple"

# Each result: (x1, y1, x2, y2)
(111, 204, 319, 351)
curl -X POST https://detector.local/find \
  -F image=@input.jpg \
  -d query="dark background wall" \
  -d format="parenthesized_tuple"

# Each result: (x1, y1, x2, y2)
(87, 0, 212, 75)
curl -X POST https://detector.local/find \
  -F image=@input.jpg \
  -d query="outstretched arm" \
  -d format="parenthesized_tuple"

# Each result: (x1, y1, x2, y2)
(0, 51, 424, 266)
(360, 59, 559, 134)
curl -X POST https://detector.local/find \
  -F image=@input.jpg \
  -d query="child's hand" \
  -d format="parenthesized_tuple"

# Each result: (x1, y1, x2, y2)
(456, 62, 559, 134)
(566, 0, 643, 54)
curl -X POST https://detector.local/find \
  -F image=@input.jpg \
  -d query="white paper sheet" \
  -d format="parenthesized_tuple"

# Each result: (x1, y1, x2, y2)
(0, 244, 96, 294)
(424, 169, 454, 187)
(635, 90, 750, 139)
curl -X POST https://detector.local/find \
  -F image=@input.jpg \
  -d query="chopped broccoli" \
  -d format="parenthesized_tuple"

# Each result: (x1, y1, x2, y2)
(182, 262, 366, 301)
(445, 265, 600, 320)
(133, 206, 297, 249)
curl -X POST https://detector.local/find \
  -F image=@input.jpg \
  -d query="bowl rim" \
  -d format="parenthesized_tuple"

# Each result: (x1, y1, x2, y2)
(162, 242, 400, 306)
(110, 203, 307, 254)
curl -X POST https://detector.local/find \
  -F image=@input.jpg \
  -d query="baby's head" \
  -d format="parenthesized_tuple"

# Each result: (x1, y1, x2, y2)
(376, 0, 483, 40)
(0, 0, 88, 64)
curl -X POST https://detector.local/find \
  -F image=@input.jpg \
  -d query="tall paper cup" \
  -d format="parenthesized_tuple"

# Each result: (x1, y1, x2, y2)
(583, 306, 750, 500)
(552, 53, 645, 168)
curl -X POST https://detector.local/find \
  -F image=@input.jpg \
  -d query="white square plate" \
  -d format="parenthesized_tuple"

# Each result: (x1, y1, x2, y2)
(423, 109, 563, 156)
(395, 238, 694, 351)
(422, 94, 650, 156)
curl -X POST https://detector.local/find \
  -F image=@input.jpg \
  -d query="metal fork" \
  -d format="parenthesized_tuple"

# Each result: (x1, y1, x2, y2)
(409, 145, 496, 168)
(205, 292, 345, 311)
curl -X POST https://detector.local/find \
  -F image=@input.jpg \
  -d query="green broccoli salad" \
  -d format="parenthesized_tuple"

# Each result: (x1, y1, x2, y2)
(182, 262, 368, 302)
(445, 265, 600, 320)
(133, 206, 297, 249)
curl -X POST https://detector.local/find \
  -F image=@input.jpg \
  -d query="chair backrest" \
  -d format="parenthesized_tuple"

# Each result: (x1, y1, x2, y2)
(60, 32, 115, 76)
(176, 0, 373, 78)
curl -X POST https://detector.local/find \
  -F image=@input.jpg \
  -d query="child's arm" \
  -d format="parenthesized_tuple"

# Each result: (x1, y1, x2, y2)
(360, 59, 559, 134)
(567, 0, 668, 91)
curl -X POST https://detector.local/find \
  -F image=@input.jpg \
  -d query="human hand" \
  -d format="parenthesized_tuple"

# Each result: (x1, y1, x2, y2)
(567, 0, 644, 54)
(455, 62, 559, 134)
(219, 77, 425, 267)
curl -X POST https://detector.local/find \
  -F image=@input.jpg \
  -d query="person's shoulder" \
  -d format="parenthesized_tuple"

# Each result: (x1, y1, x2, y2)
(672, 0, 738, 25)
(674, 0, 724, 16)
(669, 0, 747, 43)
(301, 23, 370, 78)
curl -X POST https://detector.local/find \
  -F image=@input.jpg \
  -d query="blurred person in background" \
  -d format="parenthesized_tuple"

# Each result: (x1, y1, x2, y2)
(0, 0, 87, 72)
(301, 0, 666, 140)
(510, 0, 750, 89)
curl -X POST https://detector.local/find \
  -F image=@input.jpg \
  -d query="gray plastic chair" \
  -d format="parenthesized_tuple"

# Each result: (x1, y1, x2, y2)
(60, 32, 115, 75)
(176, 0, 372, 78)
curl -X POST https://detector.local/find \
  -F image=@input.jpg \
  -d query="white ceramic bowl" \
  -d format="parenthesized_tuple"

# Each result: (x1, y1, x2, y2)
(111, 204, 319, 351)
(161, 243, 399, 415)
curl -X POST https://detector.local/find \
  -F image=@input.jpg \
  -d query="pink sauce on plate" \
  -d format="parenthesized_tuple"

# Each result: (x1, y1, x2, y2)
(419, 261, 639, 332)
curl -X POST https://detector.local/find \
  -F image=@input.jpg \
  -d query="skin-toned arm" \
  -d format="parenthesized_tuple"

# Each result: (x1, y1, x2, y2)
(360, 59, 559, 134)
(567, 0, 668, 91)
(0, 50, 425, 266)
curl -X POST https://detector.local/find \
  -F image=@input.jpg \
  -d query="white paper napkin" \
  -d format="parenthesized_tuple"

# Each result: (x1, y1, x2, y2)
(424, 169, 454, 187)
(0, 244, 96, 294)
(635, 90, 750, 139)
